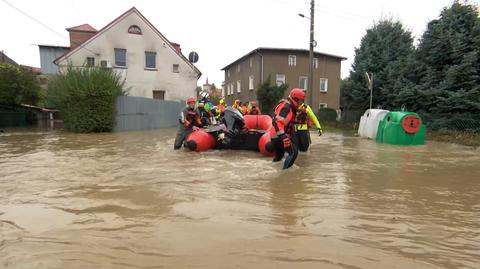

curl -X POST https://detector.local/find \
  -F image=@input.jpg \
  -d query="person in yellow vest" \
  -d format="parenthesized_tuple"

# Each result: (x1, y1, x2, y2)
(232, 99, 242, 113)
(241, 102, 248, 115)
(293, 103, 323, 152)
(217, 98, 225, 114)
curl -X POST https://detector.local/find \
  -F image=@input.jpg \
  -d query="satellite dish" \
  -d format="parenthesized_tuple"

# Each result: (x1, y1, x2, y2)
(188, 51, 199, 63)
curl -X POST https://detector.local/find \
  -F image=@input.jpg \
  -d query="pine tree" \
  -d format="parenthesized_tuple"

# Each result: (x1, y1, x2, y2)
(415, 2, 480, 114)
(342, 19, 415, 110)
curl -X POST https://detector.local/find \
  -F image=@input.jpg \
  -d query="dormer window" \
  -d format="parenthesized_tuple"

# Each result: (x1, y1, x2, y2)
(128, 25, 142, 35)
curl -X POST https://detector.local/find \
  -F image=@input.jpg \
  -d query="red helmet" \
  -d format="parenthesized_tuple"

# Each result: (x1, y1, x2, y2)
(187, 96, 195, 104)
(289, 88, 305, 107)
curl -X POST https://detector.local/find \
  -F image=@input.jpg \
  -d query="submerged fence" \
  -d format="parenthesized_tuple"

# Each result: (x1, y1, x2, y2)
(319, 108, 480, 134)
(114, 96, 183, 132)
(418, 113, 480, 133)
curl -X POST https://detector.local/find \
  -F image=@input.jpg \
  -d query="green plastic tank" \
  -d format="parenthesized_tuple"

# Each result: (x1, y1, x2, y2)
(375, 111, 426, 145)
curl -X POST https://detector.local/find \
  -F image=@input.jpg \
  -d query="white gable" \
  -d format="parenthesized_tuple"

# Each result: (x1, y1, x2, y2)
(56, 8, 201, 101)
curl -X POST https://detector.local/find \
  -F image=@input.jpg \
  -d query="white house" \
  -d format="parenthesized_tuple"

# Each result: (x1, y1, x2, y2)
(54, 7, 201, 101)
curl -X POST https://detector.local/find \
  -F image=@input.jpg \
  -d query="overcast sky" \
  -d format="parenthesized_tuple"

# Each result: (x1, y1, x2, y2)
(1, 0, 478, 86)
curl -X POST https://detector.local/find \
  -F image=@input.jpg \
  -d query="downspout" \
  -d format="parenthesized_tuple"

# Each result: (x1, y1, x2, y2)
(254, 49, 263, 83)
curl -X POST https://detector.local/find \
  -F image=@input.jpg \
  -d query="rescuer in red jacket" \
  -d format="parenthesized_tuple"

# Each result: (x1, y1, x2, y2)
(269, 88, 305, 169)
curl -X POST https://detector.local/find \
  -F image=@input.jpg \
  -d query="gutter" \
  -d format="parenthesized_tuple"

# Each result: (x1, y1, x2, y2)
(254, 49, 264, 83)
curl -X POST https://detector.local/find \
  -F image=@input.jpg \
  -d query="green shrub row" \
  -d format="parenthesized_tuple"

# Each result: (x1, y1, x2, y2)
(317, 107, 337, 124)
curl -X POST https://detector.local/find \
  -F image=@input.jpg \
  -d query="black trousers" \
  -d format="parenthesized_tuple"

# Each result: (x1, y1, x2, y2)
(293, 130, 311, 152)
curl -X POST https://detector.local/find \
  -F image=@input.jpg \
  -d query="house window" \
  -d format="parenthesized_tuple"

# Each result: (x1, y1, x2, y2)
(237, 80, 241, 93)
(313, 58, 318, 69)
(145, 51, 156, 69)
(276, 74, 285, 86)
(230, 83, 234, 95)
(288, 55, 296, 66)
(299, 76, 308, 90)
(249, 75, 254, 90)
(227, 70, 230, 77)
(319, 103, 328, 109)
(221, 87, 225, 97)
(153, 90, 165, 100)
(128, 25, 142, 35)
(173, 64, 179, 73)
(86, 57, 95, 67)
(249, 57, 253, 67)
(237, 64, 241, 73)
(320, 78, 328, 92)
(114, 48, 126, 67)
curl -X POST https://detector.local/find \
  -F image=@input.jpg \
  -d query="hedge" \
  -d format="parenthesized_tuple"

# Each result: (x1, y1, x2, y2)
(47, 67, 126, 133)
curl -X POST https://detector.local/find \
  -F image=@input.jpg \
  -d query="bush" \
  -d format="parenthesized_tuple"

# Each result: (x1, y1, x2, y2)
(318, 108, 338, 124)
(256, 76, 288, 115)
(47, 67, 126, 133)
(0, 63, 41, 106)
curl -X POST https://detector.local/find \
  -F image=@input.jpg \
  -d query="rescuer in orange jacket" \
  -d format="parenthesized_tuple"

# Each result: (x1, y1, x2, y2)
(247, 101, 261, 115)
(268, 88, 305, 169)
(174, 96, 202, 149)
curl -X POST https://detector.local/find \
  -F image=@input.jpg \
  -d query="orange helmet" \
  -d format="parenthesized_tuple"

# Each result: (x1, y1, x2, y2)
(289, 88, 305, 107)
(187, 96, 196, 104)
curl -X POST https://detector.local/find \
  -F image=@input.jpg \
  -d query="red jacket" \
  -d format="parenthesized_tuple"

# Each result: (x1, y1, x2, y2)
(270, 99, 296, 138)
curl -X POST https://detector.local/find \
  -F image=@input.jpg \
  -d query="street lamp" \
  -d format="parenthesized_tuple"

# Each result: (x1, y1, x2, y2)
(298, 8, 315, 108)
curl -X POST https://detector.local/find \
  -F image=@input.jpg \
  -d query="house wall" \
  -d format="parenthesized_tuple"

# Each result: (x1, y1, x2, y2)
(224, 54, 261, 106)
(39, 46, 69, 74)
(223, 50, 342, 111)
(263, 51, 341, 110)
(57, 12, 199, 102)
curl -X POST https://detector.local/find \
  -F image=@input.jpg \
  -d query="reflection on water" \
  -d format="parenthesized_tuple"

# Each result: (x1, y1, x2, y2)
(1, 128, 479, 268)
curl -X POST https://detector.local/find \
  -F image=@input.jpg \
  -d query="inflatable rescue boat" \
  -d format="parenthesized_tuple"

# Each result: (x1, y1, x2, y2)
(184, 107, 275, 156)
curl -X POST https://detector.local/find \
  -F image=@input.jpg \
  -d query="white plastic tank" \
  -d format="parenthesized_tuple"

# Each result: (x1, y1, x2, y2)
(358, 109, 389, 139)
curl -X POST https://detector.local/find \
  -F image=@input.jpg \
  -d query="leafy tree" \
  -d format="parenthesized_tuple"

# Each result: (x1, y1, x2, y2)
(342, 19, 415, 110)
(195, 86, 202, 97)
(256, 76, 287, 115)
(0, 63, 41, 106)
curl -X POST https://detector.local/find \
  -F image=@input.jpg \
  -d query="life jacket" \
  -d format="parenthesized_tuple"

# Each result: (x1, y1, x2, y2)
(241, 105, 247, 115)
(270, 99, 297, 137)
(217, 103, 225, 113)
(183, 107, 201, 127)
(294, 106, 308, 131)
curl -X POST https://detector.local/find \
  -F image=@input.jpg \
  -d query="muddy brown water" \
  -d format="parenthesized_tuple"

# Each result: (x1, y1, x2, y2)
(0, 128, 479, 269)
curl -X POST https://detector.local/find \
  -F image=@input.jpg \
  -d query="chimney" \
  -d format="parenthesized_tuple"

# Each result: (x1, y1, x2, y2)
(66, 24, 98, 50)
(171, 42, 182, 54)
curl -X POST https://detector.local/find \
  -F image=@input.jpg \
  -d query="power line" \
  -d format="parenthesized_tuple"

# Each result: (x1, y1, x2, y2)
(1, 0, 98, 55)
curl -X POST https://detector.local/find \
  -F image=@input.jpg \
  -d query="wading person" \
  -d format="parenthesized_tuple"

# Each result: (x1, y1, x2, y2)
(269, 88, 305, 169)
(294, 103, 323, 152)
(174, 96, 201, 150)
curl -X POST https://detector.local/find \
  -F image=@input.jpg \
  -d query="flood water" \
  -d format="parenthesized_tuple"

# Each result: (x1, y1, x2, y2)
(1, 128, 479, 269)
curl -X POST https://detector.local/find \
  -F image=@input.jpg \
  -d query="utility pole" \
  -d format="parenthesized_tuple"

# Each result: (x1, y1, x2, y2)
(307, 0, 315, 107)
(365, 72, 374, 109)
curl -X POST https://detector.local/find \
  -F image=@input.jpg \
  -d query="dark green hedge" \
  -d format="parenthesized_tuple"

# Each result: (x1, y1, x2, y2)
(317, 108, 338, 123)
(47, 67, 126, 133)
